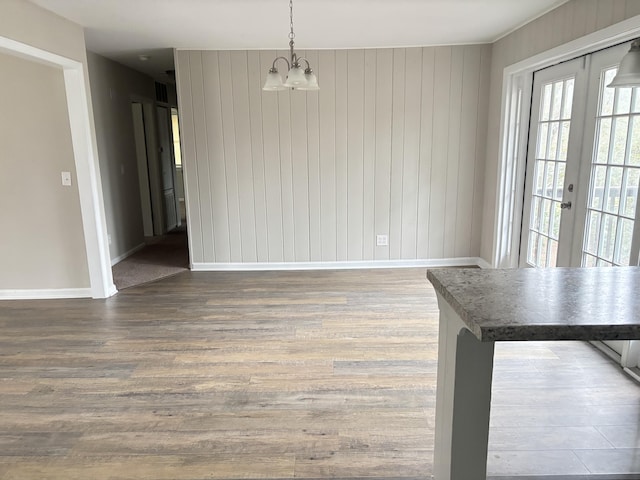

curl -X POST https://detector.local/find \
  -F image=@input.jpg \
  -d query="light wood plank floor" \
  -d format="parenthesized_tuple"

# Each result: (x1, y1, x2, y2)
(0, 269, 639, 479)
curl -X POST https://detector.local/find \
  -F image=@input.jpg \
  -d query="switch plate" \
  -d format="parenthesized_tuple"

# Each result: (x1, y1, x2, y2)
(376, 234, 388, 246)
(61, 171, 72, 186)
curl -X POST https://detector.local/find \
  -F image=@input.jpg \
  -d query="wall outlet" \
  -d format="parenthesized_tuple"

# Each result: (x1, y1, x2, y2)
(376, 234, 388, 246)
(107, 234, 112, 245)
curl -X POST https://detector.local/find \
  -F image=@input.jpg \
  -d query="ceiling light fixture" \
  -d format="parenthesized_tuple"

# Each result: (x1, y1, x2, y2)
(608, 39, 640, 88)
(263, 0, 318, 92)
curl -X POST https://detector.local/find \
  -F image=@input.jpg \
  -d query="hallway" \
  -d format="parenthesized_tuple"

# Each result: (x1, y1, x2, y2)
(111, 226, 189, 290)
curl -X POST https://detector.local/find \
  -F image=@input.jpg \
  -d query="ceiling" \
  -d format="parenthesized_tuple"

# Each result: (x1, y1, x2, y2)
(32, 0, 568, 81)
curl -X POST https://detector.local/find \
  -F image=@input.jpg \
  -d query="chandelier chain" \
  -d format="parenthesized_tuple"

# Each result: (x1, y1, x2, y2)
(289, 0, 295, 40)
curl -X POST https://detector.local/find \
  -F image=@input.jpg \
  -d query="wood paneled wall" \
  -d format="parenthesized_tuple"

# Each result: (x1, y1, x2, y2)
(176, 46, 491, 266)
(481, 0, 640, 263)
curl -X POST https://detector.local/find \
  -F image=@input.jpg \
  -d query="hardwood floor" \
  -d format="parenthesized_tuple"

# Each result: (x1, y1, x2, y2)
(0, 269, 638, 479)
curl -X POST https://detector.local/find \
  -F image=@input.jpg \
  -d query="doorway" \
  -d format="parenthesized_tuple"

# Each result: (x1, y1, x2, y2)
(520, 40, 640, 370)
(111, 101, 188, 290)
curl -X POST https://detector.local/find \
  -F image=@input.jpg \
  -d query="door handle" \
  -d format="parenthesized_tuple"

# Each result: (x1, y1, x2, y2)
(560, 201, 572, 210)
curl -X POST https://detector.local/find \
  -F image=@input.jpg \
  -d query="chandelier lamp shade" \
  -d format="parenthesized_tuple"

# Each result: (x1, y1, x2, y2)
(263, 0, 319, 91)
(608, 39, 640, 88)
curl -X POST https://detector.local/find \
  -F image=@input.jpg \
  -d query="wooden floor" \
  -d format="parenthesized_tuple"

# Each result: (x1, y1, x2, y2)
(0, 269, 639, 479)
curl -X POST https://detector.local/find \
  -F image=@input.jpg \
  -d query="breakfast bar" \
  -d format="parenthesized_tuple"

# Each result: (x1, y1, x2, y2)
(427, 267, 640, 480)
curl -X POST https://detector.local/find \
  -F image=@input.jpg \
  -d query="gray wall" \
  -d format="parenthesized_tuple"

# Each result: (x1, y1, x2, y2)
(481, 0, 640, 263)
(176, 46, 491, 266)
(87, 52, 158, 262)
(0, 0, 88, 62)
(0, 52, 90, 289)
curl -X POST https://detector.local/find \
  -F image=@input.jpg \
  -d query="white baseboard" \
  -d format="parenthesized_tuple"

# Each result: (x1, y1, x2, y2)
(106, 283, 118, 297)
(476, 257, 493, 269)
(110, 242, 146, 266)
(191, 257, 485, 272)
(0, 288, 93, 300)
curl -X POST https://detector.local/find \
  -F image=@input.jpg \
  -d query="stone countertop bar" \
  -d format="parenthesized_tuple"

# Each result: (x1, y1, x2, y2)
(427, 267, 640, 342)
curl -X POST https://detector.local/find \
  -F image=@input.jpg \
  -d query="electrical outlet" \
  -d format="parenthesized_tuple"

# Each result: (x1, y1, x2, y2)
(376, 234, 388, 246)
(107, 234, 112, 245)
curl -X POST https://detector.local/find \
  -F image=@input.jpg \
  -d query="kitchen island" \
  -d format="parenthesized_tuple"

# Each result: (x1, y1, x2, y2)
(427, 267, 640, 480)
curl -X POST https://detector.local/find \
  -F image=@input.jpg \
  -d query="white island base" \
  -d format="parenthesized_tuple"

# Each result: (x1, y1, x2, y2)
(428, 267, 640, 480)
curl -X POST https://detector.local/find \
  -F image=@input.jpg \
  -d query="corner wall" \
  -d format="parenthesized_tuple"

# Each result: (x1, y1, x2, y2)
(0, 0, 115, 298)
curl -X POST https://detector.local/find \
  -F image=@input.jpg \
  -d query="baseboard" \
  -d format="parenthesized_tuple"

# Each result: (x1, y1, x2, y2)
(489, 475, 640, 480)
(0, 288, 93, 300)
(477, 257, 493, 269)
(191, 257, 485, 271)
(106, 283, 118, 297)
(590, 340, 622, 364)
(110, 242, 146, 266)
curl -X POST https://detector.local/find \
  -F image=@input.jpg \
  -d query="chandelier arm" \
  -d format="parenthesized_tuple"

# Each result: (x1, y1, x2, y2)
(296, 57, 312, 71)
(271, 56, 291, 71)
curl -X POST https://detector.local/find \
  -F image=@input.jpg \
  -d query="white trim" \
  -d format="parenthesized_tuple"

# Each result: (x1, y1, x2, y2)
(590, 340, 623, 364)
(0, 288, 93, 300)
(110, 242, 146, 266)
(623, 367, 640, 384)
(476, 257, 492, 269)
(493, 15, 640, 268)
(191, 257, 486, 271)
(0, 37, 77, 68)
(0, 36, 116, 299)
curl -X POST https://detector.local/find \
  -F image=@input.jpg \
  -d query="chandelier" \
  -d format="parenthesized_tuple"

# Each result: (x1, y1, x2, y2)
(608, 39, 640, 88)
(263, 0, 319, 91)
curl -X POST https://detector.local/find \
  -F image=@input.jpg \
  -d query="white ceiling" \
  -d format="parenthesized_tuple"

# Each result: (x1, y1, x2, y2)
(32, 0, 568, 80)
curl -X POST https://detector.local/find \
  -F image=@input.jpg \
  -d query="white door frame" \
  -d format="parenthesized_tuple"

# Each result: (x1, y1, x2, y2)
(493, 16, 640, 268)
(0, 36, 116, 298)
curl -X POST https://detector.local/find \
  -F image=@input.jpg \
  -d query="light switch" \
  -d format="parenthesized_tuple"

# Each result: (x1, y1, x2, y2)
(61, 171, 72, 186)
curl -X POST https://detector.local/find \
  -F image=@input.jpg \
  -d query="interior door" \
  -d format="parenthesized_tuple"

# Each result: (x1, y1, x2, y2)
(131, 102, 154, 237)
(157, 105, 178, 232)
(520, 58, 588, 267)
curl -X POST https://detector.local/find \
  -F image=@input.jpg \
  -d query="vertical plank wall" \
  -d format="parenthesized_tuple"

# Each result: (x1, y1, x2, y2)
(480, 0, 640, 263)
(176, 45, 491, 266)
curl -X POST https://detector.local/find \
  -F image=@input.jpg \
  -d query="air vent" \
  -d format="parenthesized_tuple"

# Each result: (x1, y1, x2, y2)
(155, 82, 168, 103)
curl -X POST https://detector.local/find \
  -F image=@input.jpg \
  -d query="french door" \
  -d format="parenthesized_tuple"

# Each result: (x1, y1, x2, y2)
(520, 57, 588, 268)
(521, 41, 640, 368)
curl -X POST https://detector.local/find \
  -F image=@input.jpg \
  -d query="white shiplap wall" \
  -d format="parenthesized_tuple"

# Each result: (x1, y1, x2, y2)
(176, 45, 491, 267)
(481, 0, 640, 263)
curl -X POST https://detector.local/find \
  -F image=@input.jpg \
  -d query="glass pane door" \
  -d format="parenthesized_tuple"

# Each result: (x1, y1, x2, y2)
(522, 41, 640, 366)
(572, 42, 640, 360)
(520, 58, 588, 267)
(581, 66, 640, 267)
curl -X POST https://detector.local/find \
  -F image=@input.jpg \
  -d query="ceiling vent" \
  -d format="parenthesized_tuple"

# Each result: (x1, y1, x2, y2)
(155, 82, 168, 104)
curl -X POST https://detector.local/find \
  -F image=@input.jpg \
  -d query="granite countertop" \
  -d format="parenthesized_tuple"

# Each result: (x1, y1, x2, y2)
(427, 267, 640, 342)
